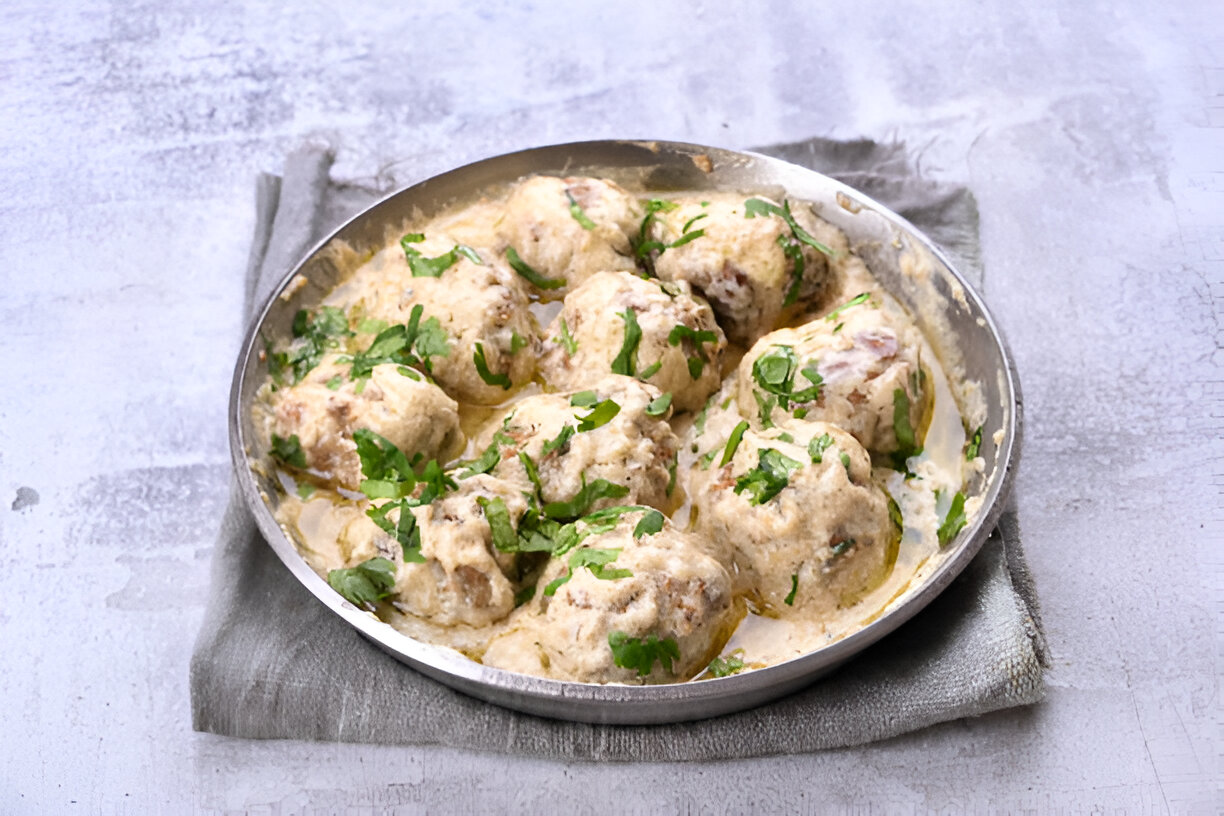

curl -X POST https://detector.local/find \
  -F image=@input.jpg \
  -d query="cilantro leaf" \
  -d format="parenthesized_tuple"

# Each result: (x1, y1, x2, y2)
(273, 306, 353, 384)
(565, 190, 597, 230)
(707, 651, 745, 678)
(556, 317, 578, 355)
(751, 344, 822, 409)
(270, 433, 307, 469)
(744, 198, 833, 306)
(633, 509, 665, 539)
(473, 342, 512, 390)
(327, 557, 396, 607)
(639, 360, 662, 380)
(734, 448, 802, 505)
(542, 477, 630, 519)
(509, 331, 528, 354)
(825, 292, 870, 322)
(366, 501, 423, 563)
(506, 246, 565, 290)
(831, 538, 855, 557)
(399, 233, 480, 277)
(808, 433, 833, 464)
(476, 495, 519, 553)
(569, 390, 599, 407)
(645, 392, 672, 417)
(720, 420, 750, 467)
(514, 585, 536, 607)
(541, 424, 575, 457)
(611, 309, 642, 376)
(891, 387, 922, 469)
(784, 573, 798, 606)
(352, 429, 416, 496)
(608, 631, 680, 677)
(459, 436, 504, 479)
(965, 425, 983, 460)
(937, 491, 968, 547)
(576, 399, 620, 432)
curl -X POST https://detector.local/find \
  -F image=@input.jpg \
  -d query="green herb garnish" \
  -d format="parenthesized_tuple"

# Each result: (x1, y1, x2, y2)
(541, 424, 575, 457)
(734, 448, 802, 505)
(633, 509, 665, 539)
(720, 420, 750, 467)
(556, 317, 578, 355)
(327, 557, 396, 607)
(506, 246, 565, 290)
(807, 433, 837, 464)
(609, 631, 680, 677)
(937, 491, 968, 546)
(473, 342, 512, 389)
(611, 309, 642, 376)
(784, 573, 798, 606)
(750, 345, 823, 409)
(965, 425, 983, 460)
(476, 495, 518, 553)
(707, 651, 746, 678)
(542, 477, 630, 519)
(576, 399, 620, 431)
(824, 292, 870, 322)
(400, 233, 482, 277)
(270, 433, 308, 469)
(645, 393, 672, 417)
(565, 190, 597, 230)
(569, 390, 599, 407)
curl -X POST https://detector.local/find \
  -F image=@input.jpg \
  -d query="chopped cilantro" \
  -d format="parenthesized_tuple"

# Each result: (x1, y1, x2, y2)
(347, 305, 450, 379)
(784, 573, 798, 606)
(576, 399, 620, 432)
(734, 448, 802, 505)
(891, 388, 922, 471)
(544, 547, 632, 596)
(569, 390, 599, 407)
(888, 495, 904, 534)
(476, 495, 518, 553)
(937, 491, 968, 547)
(514, 584, 536, 607)
(965, 425, 983, 460)
(639, 360, 662, 380)
(357, 317, 389, 334)
(839, 451, 852, 476)
(326, 557, 396, 607)
(270, 433, 307, 469)
(776, 431, 794, 443)
(325, 375, 343, 391)
(645, 392, 672, 417)
(824, 292, 870, 322)
(296, 482, 316, 500)
(556, 317, 578, 355)
(745, 197, 833, 306)
(399, 233, 480, 277)
(720, 420, 750, 467)
(272, 306, 353, 384)
(707, 650, 746, 678)
(751, 345, 823, 409)
(506, 246, 565, 290)
(609, 631, 680, 677)
(831, 538, 855, 557)
(611, 309, 642, 376)
(473, 342, 512, 389)
(694, 392, 717, 436)
(687, 356, 705, 380)
(509, 331, 528, 354)
(565, 190, 597, 230)
(542, 477, 630, 519)
(352, 429, 416, 497)
(518, 451, 543, 496)
(666, 452, 678, 496)
(541, 424, 575, 457)
(808, 433, 833, 463)
(458, 436, 504, 479)
(633, 509, 665, 539)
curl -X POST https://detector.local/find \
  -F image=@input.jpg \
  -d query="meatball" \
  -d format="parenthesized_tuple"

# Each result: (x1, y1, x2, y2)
(651, 193, 840, 345)
(736, 297, 927, 455)
(379, 475, 532, 628)
(494, 175, 641, 298)
(395, 250, 539, 405)
(474, 375, 681, 513)
(538, 271, 727, 413)
(692, 423, 897, 618)
(483, 509, 737, 683)
(270, 355, 463, 491)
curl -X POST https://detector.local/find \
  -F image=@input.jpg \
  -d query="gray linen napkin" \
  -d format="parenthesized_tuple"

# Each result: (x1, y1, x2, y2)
(190, 139, 1048, 759)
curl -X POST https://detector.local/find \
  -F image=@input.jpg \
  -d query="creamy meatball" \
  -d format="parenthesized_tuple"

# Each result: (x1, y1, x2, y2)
(692, 423, 897, 618)
(736, 298, 926, 455)
(475, 375, 680, 512)
(651, 193, 840, 345)
(483, 510, 738, 683)
(494, 175, 641, 297)
(270, 355, 463, 491)
(388, 475, 532, 628)
(538, 271, 726, 413)
(397, 251, 539, 405)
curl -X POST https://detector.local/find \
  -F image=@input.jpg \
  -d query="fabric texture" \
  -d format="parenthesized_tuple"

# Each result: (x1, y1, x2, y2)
(190, 138, 1048, 760)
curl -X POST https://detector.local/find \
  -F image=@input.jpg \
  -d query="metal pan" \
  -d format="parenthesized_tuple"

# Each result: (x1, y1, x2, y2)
(230, 139, 1021, 725)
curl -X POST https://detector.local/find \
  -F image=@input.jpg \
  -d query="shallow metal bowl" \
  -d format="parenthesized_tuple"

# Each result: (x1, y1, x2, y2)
(230, 139, 1021, 725)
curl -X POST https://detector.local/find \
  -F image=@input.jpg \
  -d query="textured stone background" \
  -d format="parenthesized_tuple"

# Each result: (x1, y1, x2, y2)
(1, 0, 1220, 812)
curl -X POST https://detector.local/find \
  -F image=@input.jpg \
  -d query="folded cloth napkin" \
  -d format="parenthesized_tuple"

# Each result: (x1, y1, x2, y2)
(190, 138, 1048, 760)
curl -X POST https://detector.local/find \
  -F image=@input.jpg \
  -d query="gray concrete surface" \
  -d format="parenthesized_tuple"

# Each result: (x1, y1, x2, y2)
(1, 0, 1220, 812)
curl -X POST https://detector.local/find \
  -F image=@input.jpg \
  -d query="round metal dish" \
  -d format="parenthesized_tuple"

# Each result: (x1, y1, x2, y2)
(230, 139, 1021, 725)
